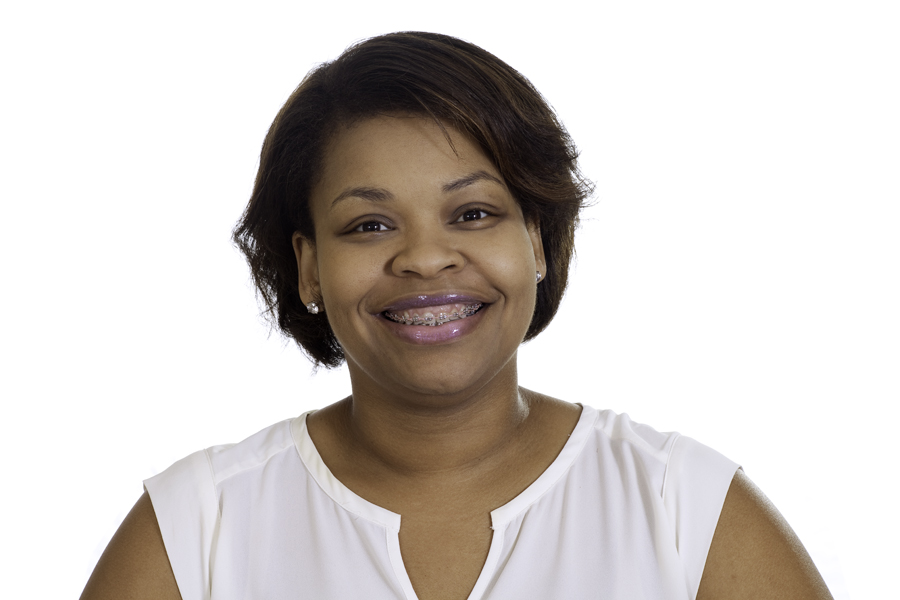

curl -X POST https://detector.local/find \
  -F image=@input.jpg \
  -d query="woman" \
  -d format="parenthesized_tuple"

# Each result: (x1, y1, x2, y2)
(81, 32, 832, 600)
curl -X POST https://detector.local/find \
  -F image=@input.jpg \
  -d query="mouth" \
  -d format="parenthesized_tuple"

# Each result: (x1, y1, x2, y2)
(382, 302, 485, 326)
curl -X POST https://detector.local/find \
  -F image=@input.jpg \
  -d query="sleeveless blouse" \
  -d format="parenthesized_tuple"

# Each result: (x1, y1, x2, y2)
(144, 405, 739, 599)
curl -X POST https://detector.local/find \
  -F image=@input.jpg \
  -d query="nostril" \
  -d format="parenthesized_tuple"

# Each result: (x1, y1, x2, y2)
(391, 244, 465, 278)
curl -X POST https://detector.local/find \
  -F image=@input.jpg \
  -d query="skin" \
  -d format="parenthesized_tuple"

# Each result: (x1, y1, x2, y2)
(80, 492, 182, 600)
(696, 470, 833, 599)
(81, 115, 833, 600)
(291, 115, 583, 599)
(295, 115, 547, 407)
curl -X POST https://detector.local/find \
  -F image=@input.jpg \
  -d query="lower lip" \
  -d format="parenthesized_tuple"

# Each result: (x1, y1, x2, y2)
(378, 306, 487, 344)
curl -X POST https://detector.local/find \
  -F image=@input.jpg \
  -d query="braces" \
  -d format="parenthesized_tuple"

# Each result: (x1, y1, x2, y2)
(384, 303, 483, 326)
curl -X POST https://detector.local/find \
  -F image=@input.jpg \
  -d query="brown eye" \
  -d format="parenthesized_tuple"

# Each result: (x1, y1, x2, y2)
(355, 221, 388, 233)
(457, 209, 489, 222)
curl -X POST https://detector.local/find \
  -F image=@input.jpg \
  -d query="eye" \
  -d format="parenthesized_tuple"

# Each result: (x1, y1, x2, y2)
(456, 209, 490, 223)
(354, 221, 390, 233)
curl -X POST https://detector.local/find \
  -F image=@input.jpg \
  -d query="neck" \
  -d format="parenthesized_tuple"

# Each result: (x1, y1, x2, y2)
(337, 360, 531, 480)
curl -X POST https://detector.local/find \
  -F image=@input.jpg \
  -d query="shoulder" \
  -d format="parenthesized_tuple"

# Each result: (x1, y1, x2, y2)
(80, 492, 182, 600)
(145, 415, 302, 495)
(697, 470, 833, 599)
(82, 415, 311, 600)
(572, 406, 742, 597)
(140, 415, 305, 600)
(587, 407, 739, 496)
(204, 415, 301, 482)
(583, 407, 739, 477)
(591, 407, 679, 458)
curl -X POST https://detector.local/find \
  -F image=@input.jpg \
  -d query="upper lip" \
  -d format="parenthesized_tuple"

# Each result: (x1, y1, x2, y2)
(378, 293, 489, 313)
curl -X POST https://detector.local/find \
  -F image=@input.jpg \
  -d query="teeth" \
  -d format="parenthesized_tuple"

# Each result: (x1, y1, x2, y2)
(384, 303, 483, 326)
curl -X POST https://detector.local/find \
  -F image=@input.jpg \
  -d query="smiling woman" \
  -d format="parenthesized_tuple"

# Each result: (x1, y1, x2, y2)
(80, 32, 834, 600)
(294, 116, 546, 397)
(233, 32, 585, 371)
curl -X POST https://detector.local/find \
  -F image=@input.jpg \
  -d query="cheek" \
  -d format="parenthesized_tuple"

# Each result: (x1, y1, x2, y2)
(317, 248, 381, 319)
(317, 271, 365, 351)
(484, 229, 538, 280)
(476, 230, 539, 318)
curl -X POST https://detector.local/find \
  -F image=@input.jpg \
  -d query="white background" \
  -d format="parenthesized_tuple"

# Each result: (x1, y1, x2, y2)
(2, 1, 897, 598)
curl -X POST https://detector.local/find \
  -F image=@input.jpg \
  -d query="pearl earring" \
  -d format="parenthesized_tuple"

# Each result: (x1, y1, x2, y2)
(306, 301, 320, 314)
(536, 271, 542, 282)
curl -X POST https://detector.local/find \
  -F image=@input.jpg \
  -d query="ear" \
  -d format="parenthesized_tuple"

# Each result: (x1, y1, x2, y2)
(292, 232, 321, 308)
(527, 219, 547, 281)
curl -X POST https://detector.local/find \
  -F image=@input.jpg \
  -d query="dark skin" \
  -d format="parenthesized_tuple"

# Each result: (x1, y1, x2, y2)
(696, 470, 834, 600)
(79, 466, 833, 600)
(304, 390, 583, 600)
(80, 492, 182, 600)
(81, 116, 833, 599)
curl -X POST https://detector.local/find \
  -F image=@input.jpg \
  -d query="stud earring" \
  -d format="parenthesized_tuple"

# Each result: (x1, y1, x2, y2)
(306, 301, 321, 314)
(536, 271, 542, 283)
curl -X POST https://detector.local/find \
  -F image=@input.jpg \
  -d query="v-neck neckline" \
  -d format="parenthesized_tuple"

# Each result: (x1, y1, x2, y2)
(290, 404, 598, 600)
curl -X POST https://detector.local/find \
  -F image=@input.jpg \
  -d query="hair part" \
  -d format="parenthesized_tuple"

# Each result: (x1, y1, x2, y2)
(233, 32, 593, 368)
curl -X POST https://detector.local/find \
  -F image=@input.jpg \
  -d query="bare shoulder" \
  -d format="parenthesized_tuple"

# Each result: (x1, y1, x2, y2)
(696, 470, 833, 600)
(80, 491, 183, 600)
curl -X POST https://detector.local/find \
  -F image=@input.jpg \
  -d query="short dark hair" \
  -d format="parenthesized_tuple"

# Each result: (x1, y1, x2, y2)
(232, 31, 592, 368)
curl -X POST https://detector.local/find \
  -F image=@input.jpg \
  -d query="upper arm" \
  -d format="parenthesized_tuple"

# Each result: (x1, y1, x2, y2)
(80, 491, 183, 600)
(696, 470, 833, 600)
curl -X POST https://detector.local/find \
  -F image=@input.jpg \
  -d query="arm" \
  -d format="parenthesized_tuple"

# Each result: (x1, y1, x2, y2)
(80, 492, 183, 600)
(696, 470, 833, 600)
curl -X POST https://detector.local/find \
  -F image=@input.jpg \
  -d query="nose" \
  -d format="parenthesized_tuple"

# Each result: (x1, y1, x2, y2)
(390, 227, 465, 279)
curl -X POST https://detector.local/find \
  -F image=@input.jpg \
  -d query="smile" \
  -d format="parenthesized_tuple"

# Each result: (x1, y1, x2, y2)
(383, 302, 484, 326)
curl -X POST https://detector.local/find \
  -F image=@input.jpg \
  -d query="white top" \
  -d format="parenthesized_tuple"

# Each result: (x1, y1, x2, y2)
(144, 405, 739, 600)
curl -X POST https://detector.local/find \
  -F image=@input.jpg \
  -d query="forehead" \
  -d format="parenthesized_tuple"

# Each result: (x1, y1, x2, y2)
(311, 115, 502, 211)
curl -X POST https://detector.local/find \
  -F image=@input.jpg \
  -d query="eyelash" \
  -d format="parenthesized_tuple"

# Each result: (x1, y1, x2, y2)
(348, 206, 495, 234)
(353, 220, 390, 233)
(455, 208, 491, 223)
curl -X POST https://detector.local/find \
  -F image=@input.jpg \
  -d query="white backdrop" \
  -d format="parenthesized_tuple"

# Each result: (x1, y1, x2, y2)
(2, 1, 897, 598)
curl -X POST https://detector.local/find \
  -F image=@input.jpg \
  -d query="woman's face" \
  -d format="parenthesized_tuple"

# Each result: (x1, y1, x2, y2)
(294, 115, 545, 403)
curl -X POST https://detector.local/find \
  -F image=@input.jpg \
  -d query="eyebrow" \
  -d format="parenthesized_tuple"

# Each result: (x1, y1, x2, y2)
(441, 170, 505, 193)
(330, 187, 394, 207)
(330, 170, 505, 208)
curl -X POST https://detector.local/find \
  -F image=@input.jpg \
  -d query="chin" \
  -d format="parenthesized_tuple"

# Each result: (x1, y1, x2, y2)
(348, 351, 511, 405)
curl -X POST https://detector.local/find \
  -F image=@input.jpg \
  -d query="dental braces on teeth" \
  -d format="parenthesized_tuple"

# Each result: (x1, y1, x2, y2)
(384, 303, 483, 326)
